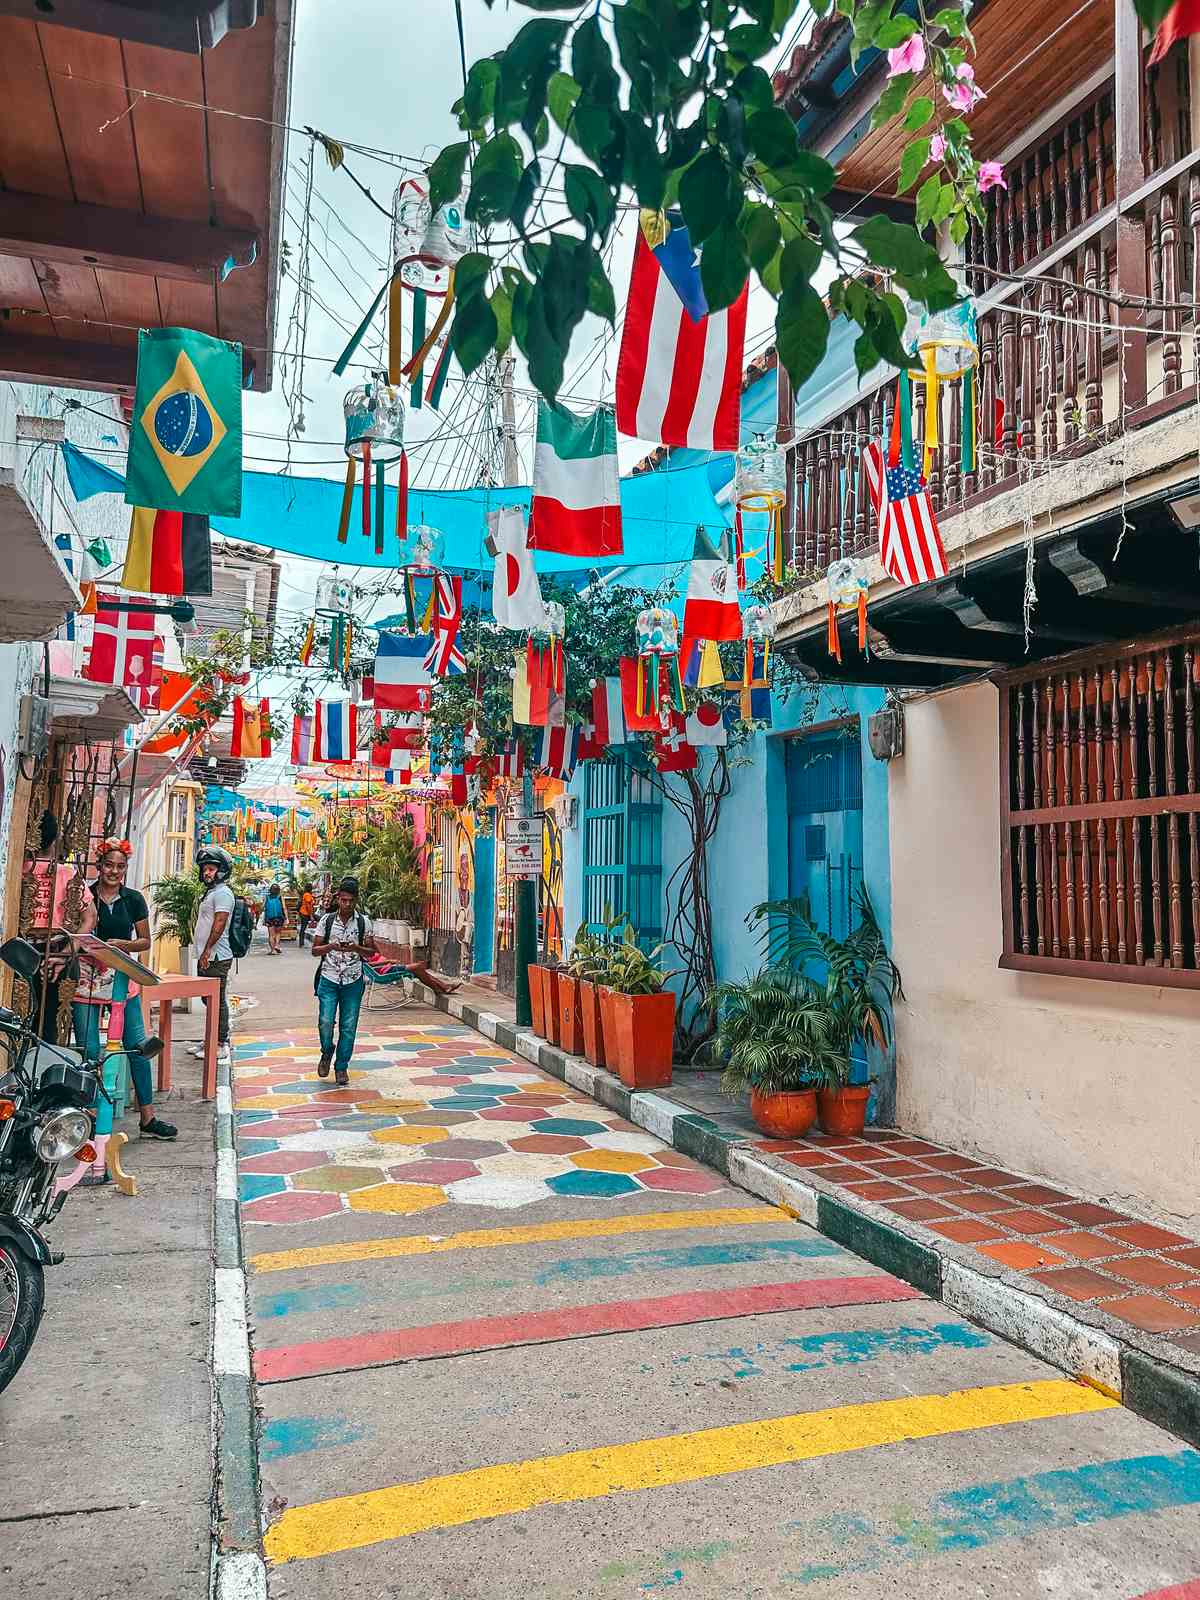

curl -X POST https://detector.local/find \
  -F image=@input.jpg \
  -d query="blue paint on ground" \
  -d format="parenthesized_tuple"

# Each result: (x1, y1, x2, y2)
(239, 1172, 287, 1202)
(254, 1283, 367, 1320)
(260, 1415, 367, 1459)
(548, 1170, 642, 1198)
(646, 1322, 991, 1388)
(238, 1138, 280, 1155)
(236, 1110, 273, 1125)
(531, 1117, 608, 1135)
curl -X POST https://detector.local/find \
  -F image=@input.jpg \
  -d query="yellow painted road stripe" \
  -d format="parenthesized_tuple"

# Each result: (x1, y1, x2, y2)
(264, 1378, 1115, 1565)
(248, 1205, 787, 1275)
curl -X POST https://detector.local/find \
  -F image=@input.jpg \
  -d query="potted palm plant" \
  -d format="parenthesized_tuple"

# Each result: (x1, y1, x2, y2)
(709, 967, 842, 1137)
(599, 926, 676, 1089)
(749, 890, 902, 1136)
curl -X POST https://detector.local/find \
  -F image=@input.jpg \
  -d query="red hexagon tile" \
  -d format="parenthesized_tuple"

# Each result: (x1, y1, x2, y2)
(241, 1191, 345, 1224)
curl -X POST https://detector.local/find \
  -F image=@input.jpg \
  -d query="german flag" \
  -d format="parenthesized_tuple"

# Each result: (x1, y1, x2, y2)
(122, 506, 212, 596)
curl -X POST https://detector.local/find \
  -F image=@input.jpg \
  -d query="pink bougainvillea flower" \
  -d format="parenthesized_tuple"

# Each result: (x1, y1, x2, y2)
(977, 161, 1007, 193)
(929, 132, 948, 163)
(943, 61, 985, 112)
(887, 34, 926, 76)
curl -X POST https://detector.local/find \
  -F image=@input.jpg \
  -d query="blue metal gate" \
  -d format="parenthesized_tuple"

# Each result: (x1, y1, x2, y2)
(581, 758, 662, 947)
(785, 732, 864, 940)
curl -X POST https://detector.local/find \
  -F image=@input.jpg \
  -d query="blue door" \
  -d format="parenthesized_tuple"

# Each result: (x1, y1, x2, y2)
(581, 758, 662, 948)
(785, 733, 864, 940)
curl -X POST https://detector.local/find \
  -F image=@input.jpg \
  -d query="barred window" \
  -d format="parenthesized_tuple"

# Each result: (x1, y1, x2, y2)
(1000, 632, 1200, 987)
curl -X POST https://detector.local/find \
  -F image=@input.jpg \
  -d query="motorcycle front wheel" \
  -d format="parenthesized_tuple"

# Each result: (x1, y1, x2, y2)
(0, 1240, 44, 1396)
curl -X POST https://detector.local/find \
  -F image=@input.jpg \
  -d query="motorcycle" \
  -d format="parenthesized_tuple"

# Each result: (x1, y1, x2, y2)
(0, 935, 163, 1396)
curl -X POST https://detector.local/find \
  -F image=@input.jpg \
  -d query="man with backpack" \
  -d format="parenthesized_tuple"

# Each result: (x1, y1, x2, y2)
(192, 846, 252, 1069)
(311, 876, 376, 1086)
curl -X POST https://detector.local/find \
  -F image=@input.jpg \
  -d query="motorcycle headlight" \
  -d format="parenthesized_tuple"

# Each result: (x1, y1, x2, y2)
(35, 1109, 92, 1164)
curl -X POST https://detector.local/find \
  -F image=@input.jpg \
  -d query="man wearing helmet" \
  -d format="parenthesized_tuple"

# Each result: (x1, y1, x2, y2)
(194, 847, 235, 1067)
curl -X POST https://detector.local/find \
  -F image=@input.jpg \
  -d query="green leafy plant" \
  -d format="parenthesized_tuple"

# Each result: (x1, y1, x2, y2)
(358, 819, 427, 924)
(748, 887, 903, 1084)
(564, 922, 610, 983)
(709, 966, 843, 1097)
(150, 872, 203, 947)
(601, 923, 675, 996)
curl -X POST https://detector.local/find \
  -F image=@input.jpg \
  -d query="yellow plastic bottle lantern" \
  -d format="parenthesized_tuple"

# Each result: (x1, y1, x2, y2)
(635, 607, 684, 721)
(339, 377, 405, 554)
(734, 435, 788, 584)
(907, 298, 978, 477)
(399, 524, 446, 633)
(527, 600, 567, 700)
(826, 557, 868, 664)
(741, 603, 775, 685)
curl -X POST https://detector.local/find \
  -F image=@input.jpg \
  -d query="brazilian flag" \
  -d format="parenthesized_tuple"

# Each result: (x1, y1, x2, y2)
(124, 327, 242, 517)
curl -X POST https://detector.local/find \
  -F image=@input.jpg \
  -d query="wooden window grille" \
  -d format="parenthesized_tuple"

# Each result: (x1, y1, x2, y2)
(1000, 631, 1200, 988)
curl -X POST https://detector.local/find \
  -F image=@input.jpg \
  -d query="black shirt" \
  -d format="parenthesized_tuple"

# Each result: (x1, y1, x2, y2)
(88, 882, 149, 944)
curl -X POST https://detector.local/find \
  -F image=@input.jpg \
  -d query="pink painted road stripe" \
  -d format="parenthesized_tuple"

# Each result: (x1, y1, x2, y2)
(1131, 1585, 1200, 1599)
(254, 1275, 923, 1382)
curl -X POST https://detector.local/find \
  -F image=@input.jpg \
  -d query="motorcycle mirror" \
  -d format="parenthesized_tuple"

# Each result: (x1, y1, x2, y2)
(140, 1035, 165, 1060)
(0, 937, 41, 980)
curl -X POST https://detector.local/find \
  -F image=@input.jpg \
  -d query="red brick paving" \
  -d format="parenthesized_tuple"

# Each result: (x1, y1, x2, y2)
(979, 1240, 1065, 1270)
(1103, 1222, 1193, 1250)
(928, 1218, 1009, 1244)
(843, 1179, 912, 1201)
(1041, 1230, 1129, 1261)
(1102, 1294, 1200, 1334)
(883, 1197, 959, 1222)
(1166, 1246, 1200, 1269)
(1107, 1257, 1199, 1289)
(1029, 1265, 1122, 1301)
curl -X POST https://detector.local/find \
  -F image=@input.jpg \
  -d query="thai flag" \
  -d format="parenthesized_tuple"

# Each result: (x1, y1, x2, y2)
(538, 722, 580, 779)
(615, 214, 747, 451)
(313, 699, 357, 762)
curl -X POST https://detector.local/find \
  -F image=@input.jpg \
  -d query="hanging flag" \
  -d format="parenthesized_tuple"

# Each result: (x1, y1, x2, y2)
(360, 673, 375, 702)
(685, 701, 728, 747)
(423, 573, 466, 676)
(298, 619, 315, 666)
(513, 648, 552, 727)
(371, 712, 423, 762)
(1150, 0, 1200, 62)
(231, 696, 271, 758)
(529, 401, 623, 557)
(615, 212, 747, 451)
(374, 631, 434, 712)
(290, 714, 315, 766)
(681, 636, 726, 690)
(538, 722, 581, 779)
(496, 740, 524, 779)
(122, 506, 212, 596)
(576, 719, 605, 762)
(620, 656, 666, 733)
(448, 766, 468, 807)
(129, 637, 165, 712)
(141, 672, 205, 753)
(313, 700, 358, 762)
(489, 505, 546, 631)
(654, 720, 699, 772)
(125, 327, 242, 516)
(863, 439, 948, 588)
(384, 765, 413, 787)
(727, 678, 772, 724)
(591, 676, 626, 747)
(683, 527, 742, 641)
(84, 595, 158, 688)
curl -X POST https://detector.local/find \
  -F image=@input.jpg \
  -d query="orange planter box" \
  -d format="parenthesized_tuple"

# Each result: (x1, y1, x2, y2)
(557, 973, 584, 1056)
(579, 980, 606, 1067)
(543, 969, 561, 1046)
(607, 989, 675, 1089)
(527, 964, 548, 1038)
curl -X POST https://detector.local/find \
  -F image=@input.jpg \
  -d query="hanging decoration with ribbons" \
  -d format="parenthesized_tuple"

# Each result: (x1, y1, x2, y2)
(340, 378, 405, 554)
(635, 606, 685, 722)
(526, 599, 566, 710)
(734, 434, 788, 585)
(398, 523, 445, 633)
(906, 297, 978, 480)
(741, 604, 776, 687)
(826, 557, 869, 665)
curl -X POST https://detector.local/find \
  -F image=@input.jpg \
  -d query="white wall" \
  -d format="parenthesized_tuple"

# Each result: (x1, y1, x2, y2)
(0, 641, 37, 901)
(889, 679, 1200, 1229)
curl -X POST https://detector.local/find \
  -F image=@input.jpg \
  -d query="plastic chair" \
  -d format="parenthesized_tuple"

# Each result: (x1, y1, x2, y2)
(363, 956, 416, 1010)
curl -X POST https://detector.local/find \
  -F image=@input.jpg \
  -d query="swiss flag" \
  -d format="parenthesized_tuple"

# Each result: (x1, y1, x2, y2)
(654, 716, 698, 772)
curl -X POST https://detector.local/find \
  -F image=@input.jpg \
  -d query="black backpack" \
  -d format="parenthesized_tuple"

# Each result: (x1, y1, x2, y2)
(313, 912, 367, 993)
(228, 896, 255, 959)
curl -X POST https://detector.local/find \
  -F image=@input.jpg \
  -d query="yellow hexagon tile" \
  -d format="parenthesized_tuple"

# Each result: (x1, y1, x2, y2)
(236, 1093, 311, 1110)
(571, 1149, 657, 1174)
(348, 1183, 448, 1215)
(369, 1125, 450, 1145)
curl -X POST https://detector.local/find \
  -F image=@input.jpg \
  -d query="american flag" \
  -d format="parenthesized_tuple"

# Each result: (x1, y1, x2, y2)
(863, 440, 947, 587)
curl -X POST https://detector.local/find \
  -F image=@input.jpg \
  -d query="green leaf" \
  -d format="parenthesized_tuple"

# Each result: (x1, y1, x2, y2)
(454, 251, 491, 302)
(1132, 0, 1175, 24)
(779, 232, 822, 291)
(620, 111, 667, 209)
(427, 142, 469, 213)
(586, 256, 615, 323)
(547, 70, 580, 131)
(572, 15, 619, 99)
(701, 221, 749, 313)
(757, 244, 783, 297)
(764, 150, 836, 199)
(747, 106, 799, 167)
(898, 135, 931, 194)
(490, 283, 514, 355)
(904, 95, 934, 131)
(461, 58, 499, 130)
(726, 21, 775, 57)
(853, 212, 941, 278)
(931, 7, 967, 36)
(914, 171, 941, 227)
(451, 284, 498, 375)
(564, 163, 615, 239)
(679, 148, 735, 246)
(931, 182, 956, 227)
(853, 328, 880, 382)
(874, 14, 918, 47)
(731, 64, 775, 114)
(743, 202, 781, 273)
(510, 157, 543, 229)
(465, 132, 524, 223)
(949, 211, 969, 246)
(869, 71, 911, 131)
(776, 277, 829, 388)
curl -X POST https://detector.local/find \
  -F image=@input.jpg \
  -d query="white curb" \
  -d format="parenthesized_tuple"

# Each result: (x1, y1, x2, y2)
(214, 1549, 268, 1600)
(215, 1149, 237, 1202)
(727, 1148, 820, 1226)
(213, 1266, 251, 1379)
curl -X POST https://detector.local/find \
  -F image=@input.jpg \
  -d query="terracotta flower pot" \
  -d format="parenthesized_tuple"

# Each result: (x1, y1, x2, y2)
(597, 985, 621, 1070)
(543, 969, 562, 1046)
(557, 973, 584, 1056)
(818, 1083, 871, 1137)
(750, 1088, 818, 1139)
(579, 979, 606, 1067)
(527, 964, 548, 1038)
(609, 990, 675, 1089)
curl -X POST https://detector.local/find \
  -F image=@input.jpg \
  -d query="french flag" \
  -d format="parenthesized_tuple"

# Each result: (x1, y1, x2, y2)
(615, 214, 747, 451)
(313, 699, 357, 762)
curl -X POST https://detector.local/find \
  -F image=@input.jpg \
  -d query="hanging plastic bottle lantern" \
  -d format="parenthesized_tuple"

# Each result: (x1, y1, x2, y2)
(635, 607, 684, 724)
(742, 605, 775, 645)
(826, 557, 868, 666)
(733, 434, 788, 586)
(907, 297, 978, 478)
(401, 524, 445, 573)
(740, 604, 775, 688)
(636, 606, 678, 656)
(343, 378, 405, 465)
(391, 176, 449, 296)
(420, 192, 475, 269)
(539, 600, 566, 639)
(315, 570, 353, 618)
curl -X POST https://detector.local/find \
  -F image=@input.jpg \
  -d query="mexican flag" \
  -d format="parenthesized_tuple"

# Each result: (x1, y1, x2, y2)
(529, 401, 623, 558)
(683, 527, 742, 641)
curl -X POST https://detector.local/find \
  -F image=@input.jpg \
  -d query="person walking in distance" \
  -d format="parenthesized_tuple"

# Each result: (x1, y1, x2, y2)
(263, 882, 286, 955)
(296, 884, 315, 949)
(193, 846, 236, 1069)
(311, 876, 375, 1086)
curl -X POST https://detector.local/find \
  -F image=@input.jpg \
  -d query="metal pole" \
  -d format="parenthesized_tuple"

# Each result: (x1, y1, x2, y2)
(501, 355, 536, 1027)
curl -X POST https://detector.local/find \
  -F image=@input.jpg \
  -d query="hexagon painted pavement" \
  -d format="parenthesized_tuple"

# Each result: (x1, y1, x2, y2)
(547, 1171, 641, 1198)
(530, 1117, 608, 1137)
(444, 1175, 551, 1209)
(347, 1183, 449, 1215)
(291, 1164, 389, 1193)
(570, 1149, 657, 1174)
(370, 1125, 449, 1146)
(384, 1159, 481, 1184)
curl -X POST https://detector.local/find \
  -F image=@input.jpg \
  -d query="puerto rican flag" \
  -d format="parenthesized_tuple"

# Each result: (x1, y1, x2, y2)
(374, 631, 434, 712)
(313, 699, 357, 762)
(615, 214, 747, 451)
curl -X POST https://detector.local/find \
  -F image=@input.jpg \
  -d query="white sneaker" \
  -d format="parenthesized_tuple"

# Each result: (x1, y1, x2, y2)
(187, 1044, 205, 1059)
(217, 1045, 232, 1066)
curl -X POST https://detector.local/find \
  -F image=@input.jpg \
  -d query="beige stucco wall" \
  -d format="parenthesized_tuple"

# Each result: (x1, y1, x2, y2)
(889, 678, 1200, 1230)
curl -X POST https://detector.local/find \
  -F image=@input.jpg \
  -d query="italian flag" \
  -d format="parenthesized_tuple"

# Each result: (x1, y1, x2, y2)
(530, 401, 623, 558)
(683, 527, 742, 641)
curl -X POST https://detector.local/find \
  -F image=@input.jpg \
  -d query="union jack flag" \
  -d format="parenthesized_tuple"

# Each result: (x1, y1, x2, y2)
(863, 440, 947, 588)
(423, 573, 466, 677)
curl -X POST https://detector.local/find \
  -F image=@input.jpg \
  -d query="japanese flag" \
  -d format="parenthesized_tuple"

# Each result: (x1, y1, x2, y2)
(489, 505, 546, 632)
(685, 700, 727, 746)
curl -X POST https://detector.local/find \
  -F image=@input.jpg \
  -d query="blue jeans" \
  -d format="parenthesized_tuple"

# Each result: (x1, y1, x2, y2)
(73, 997, 154, 1112)
(317, 976, 364, 1071)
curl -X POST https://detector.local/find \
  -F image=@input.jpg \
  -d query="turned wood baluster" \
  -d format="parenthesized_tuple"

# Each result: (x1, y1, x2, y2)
(979, 313, 997, 490)
(1076, 672, 1092, 959)
(1006, 165, 1017, 269)
(815, 436, 831, 573)
(1128, 663, 1145, 964)
(1064, 119, 1078, 234)
(1050, 129, 1063, 242)
(1185, 644, 1200, 966)
(1046, 679, 1061, 957)
(1060, 676, 1077, 958)
(1032, 146, 1044, 258)
(1160, 187, 1182, 396)
(999, 309, 1018, 480)
(1062, 260, 1080, 449)
(1018, 157, 1032, 267)
(1165, 648, 1184, 967)
(853, 409, 868, 553)
(1111, 663, 1128, 963)
(1094, 665, 1110, 961)
(946, 377, 962, 509)
(1145, 654, 1165, 966)
(1189, 176, 1200, 323)
(830, 432, 845, 560)
(1040, 280, 1060, 461)
(1032, 681, 1046, 953)
(1016, 684, 1031, 953)
(1020, 291, 1037, 463)
(1096, 95, 1110, 209)
(1080, 103, 1096, 222)
(1084, 244, 1103, 434)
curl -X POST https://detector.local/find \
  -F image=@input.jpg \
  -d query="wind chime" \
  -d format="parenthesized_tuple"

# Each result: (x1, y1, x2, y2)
(399, 523, 445, 633)
(907, 297, 979, 477)
(826, 557, 868, 664)
(734, 435, 788, 584)
(527, 599, 566, 704)
(741, 604, 776, 686)
(635, 606, 686, 722)
(314, 569, 355, 675)
(340, 377, 406, 556)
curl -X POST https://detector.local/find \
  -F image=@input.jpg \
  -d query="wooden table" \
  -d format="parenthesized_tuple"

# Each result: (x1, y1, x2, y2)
(144, 973, 222, 1099)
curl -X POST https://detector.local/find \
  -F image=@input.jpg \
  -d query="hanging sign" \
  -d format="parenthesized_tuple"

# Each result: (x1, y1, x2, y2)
(503, 816, 541, 878)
